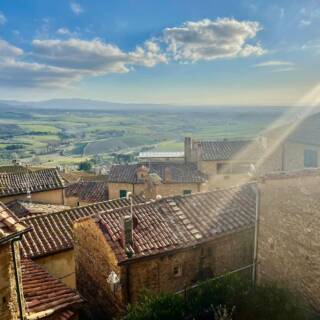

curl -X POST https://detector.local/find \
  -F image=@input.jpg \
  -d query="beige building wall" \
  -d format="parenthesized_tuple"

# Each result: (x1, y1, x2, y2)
(0, 189, 65, 205)
(257, 175, 320, 311)
(35, 249, 75, 289)
(108, 182, 206, 200)
(0, 242, 25, 320)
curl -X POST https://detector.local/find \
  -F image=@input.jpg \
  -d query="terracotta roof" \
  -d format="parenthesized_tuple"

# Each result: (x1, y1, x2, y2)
(97, 184, 256, 263)
(0, 165, 31, 173)
(7, 200, 70, 218)
(261, 168, 320, 181)
(60, 171, 108, 184)
(0, 168, 65, 197)
(65, 181, 108, 203)
(108, 162, 207, 184)
(0, 202, 29, 245)
(21, 259, 83, 319)
(20, 196, 145, 258)
(199, 140, 264, 161)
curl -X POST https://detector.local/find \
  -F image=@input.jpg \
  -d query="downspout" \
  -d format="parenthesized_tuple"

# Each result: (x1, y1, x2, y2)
(251, 183, 260, 287)
(11, 237, 25, 320)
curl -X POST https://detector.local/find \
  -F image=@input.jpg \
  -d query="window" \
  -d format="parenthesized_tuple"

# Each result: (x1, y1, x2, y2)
(304, 149, 318, 168)
(119, 189, 127, 198)
(217, 162, 231, 174)
(183, 189, 192, 195)
(173, 264, 182, 277)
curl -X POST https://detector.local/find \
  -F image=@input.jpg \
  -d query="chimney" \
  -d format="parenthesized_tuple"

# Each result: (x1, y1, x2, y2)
(164, 167, 172, 183)
(184, 137, 192, 163)
(121, 215, 133, 254)
(136, 165, 149, 181)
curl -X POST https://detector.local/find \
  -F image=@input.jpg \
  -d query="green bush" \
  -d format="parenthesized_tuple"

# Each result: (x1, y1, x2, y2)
(124, 275, 312, 320)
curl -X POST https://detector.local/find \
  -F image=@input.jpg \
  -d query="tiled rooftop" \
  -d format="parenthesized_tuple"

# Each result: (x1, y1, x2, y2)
(0, 168, 65, 197)
(0, 202, 29, 244)
(199, 140, 264, 161)
(97, 184, 256, 263)
(21, 259, 83, 319)
(65, 181, 108, 203)
(20, 196, 145, 258)
(7, 200, 70, 218)
(60, 171, 108, 184)
(108, 162, 208, 184)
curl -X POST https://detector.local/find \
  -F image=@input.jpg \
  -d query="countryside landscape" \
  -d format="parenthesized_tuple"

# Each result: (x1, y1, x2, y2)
(0, 99, 287, 167)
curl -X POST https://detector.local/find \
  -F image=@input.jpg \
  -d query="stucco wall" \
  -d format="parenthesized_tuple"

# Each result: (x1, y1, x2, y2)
(35, 249, 75, 289)
(257, 175, 320, 311)
(0, 188, 65, 205)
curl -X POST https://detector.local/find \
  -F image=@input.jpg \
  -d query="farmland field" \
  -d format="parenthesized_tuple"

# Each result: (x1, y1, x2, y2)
(0, 102, 289, 167)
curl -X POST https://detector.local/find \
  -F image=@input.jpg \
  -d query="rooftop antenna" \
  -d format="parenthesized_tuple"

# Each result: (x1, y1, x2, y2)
(26, 171, 32, 203)
(126, 191, 133, 218)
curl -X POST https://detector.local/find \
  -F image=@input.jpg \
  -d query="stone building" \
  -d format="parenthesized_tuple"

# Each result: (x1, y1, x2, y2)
(0, 168, 66, 205)
(0, 202, 83, 320)
(19, 196, 145, 289)
(108, 162, 208, 199)
(184, 137, 264, 188)
(260, 113, 320, 173)
(256, 169, 320, 312)
(74, 185, 256, 319)
(65, 181, 108, 206)
(139, 151, 185, 163)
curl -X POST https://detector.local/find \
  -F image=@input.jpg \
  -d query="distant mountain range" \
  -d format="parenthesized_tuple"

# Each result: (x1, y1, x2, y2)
(0, 98, 296, 114)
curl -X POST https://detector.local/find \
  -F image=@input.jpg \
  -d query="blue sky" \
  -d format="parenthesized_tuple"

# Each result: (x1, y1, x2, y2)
(0, 0, 320, 106)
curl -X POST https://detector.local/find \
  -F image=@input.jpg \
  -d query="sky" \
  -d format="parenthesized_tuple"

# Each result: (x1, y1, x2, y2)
(0, 0, 320, 106)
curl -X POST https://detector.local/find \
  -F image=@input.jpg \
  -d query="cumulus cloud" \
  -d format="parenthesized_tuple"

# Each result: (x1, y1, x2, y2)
(0, 12, 6, 25)
(0, 18, 265, 88)
(162, 18, 265, 62)
(253, 60, 294, 68)
(0, 39, 23, 57)
(70, 2, 83, 15)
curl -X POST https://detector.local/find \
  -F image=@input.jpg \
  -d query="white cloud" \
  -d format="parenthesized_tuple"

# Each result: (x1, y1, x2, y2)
(70, 2, 83, 15)
(300, 19, 311, 27)
(0, 39, 23, 58)
(0, 18, 266, 88)
(0, 12, 6, 25)
(162, 18, 265, 62)
(253, 60, 294, 68)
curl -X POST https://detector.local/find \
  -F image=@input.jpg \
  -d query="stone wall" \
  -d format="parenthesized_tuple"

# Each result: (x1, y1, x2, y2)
(126, 228, 254, 303)
(35, 249, 75, 288)
(257, 174, 320, 311)
(74, 218, 125, 319)
(0, 242, 25, 320)
(0, 188, 65, 205)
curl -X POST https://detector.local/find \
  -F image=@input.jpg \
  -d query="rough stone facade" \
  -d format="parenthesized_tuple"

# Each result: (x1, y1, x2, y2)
(0, 242, 25, 320)
(74, 218, 125, 319)
(257, 173, 320, 311)
(74, 217, 254, 319)
(108, 181, 207, 200)
(0, 188, 65, 205)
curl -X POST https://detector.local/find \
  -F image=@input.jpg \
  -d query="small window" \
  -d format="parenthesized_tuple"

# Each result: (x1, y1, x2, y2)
(119, 190, 127, 198)
(304, 149, 318, 168)
(183, 190, 192, 195)
(217, 163, 231, 174)
(173, 264, 182, 277)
